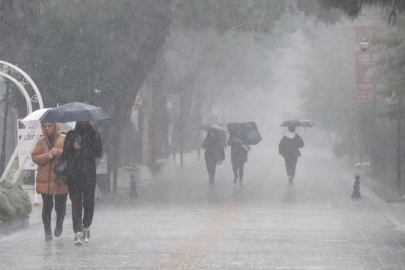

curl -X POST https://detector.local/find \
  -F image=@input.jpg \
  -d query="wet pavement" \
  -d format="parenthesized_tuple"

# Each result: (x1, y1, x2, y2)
(2, 145, 405, 269)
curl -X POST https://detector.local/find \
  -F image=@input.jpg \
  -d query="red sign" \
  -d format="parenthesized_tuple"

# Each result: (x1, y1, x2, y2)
(355, 26, 382, 103)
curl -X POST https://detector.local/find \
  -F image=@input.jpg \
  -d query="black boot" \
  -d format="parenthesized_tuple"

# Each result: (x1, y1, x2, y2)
(45, 225, 53, 241)
(54, 223, 63, 237)
(54, 214, 65, 237)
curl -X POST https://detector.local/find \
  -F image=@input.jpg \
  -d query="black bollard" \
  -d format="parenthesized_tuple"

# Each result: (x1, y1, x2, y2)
(129, 174, 138, 199)
(351, 175, 361, 199)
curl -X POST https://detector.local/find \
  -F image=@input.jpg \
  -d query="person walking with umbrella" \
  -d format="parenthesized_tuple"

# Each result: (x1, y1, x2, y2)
(202, 128, 225, 184)
(228, 129, 249, 186)
(279, 125, 304, 184)
(32, 123, 68, 241)
(63, 121, 102, 245)
(40, 102, 108, 245)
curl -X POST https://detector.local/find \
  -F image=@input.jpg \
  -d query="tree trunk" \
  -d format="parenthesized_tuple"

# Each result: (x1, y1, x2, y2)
(107, 3, 172, 191)
(0, 80, 10, 175)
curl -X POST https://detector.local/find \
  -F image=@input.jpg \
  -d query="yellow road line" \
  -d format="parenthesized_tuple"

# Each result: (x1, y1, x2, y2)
(158, 162, 270, 270)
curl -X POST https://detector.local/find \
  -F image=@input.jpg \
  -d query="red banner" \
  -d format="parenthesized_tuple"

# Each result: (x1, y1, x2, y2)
(355, 26, 382, 103)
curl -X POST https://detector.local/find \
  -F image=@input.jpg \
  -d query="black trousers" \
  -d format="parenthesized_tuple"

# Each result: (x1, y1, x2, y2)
(41, 194, 67, 235)
(206, 159, 217, 182)
(284, 156, 298, 177)
(67, 177, 96, 233)
(232, 161, 244, 180)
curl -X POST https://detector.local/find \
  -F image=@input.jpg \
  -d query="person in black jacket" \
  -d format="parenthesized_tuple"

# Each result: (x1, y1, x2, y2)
(279, 126, 304, 184)
(202, 128, 225, 184)
(228, 129, 248, 186)
(63, 121, 102, 245)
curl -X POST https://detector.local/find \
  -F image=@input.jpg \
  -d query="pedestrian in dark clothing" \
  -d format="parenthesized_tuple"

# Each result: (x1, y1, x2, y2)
(279, 126, 304, 184)
(228, 129, 248, 186)
(63, 121, 102, 245)
(202, 128, 225, 184)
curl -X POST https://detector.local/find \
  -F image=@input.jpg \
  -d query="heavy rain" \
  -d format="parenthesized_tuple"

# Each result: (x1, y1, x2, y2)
(1, 0, 405, 269)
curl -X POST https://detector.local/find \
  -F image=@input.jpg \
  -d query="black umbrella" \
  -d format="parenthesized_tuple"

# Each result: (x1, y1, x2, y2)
(40, 102, 110, 123)
(227, 122, 262, 145)
(198, 123, 227, 132)
(280, 119, 315, 128)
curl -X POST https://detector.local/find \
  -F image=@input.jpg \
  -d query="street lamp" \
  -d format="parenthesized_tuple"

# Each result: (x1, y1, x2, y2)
(358, 36, 379, 175)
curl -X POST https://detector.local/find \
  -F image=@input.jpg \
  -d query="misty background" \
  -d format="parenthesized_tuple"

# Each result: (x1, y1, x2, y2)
(0, 0, 403, 191)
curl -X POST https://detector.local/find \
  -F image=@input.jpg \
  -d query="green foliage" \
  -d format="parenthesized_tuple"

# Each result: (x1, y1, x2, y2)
(0, 181, 32, 222)
(173, 0, 285, 33)
(319, 0, 405, 24)
(0, 0, 173, 175)
(296, 0, 342, 24)
(373, 18, 405, 119)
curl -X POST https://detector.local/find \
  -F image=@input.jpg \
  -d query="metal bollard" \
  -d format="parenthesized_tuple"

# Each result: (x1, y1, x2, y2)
(351, 175, 361, 199)
(129, 174, 138, 199)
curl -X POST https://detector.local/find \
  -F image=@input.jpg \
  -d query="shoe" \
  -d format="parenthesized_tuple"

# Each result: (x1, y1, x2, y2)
(45, 234, 53, 241)
(233, 177, 237, 184)
(74, 232, 83, 245)
(239, 180, 243, 187)
(288, 176, 293, 184)
(83, 227, 90, 244)
(54, 225, 63, 237)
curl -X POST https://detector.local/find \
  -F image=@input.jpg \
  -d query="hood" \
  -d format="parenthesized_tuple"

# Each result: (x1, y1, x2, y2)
(74, 122, 94, 136)
(285, 132, 296, 139)
(41, 123, 61, 148)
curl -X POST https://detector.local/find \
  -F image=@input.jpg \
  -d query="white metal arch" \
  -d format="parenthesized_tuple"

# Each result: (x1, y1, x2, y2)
(0, 73, 33, 114)
(0, 61, 43, 184)
(0, 60, 44, 109)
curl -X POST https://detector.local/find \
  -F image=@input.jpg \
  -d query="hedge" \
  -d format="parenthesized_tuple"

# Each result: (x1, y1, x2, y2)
(0, 181, 32, 222)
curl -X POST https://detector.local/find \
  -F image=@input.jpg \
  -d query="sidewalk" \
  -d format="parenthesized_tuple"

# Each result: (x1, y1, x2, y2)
(24, 150, 201, 228)
(336, 158, 404, 203)
(3, 148, 405, 269)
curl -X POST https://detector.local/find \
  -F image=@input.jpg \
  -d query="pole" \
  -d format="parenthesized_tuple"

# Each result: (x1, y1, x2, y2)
(397, 117, 402, 189)
(371, 47, 377, 174)
(179, 110, 183, 168)
(0, 80, 9, 174)
(179, 92, 184, 168)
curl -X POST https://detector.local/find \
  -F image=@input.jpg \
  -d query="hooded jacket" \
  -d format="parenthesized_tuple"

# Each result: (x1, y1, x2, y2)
(201, 130, 225, 162)
(279, 132, 304, 158)
(32, 123, 68, 194)
(228, 134, 248, 164)
(63, 123, 102, 180)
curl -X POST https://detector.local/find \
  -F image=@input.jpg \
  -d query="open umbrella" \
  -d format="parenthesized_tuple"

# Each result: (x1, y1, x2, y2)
(227, 122, 262, 145)
(40, 102, 110, 123)
(21, 108, 75, 132)
(280, 119, 315, 128)
(198, 123, 227, 133)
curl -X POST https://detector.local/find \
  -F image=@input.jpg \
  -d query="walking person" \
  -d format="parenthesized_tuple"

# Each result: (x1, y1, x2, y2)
(202, 128, 225, 184)
(63, 121, 102, 245)
(32, 123, 68, 241)
(278, 126, 304, 184)
(228, 129, 248, 186)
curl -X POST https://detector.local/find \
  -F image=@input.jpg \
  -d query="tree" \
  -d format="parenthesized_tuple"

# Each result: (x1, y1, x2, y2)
(373, 19, 405, 117)
(319, 0, 405, 24)
(0, 0, 173, 189)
